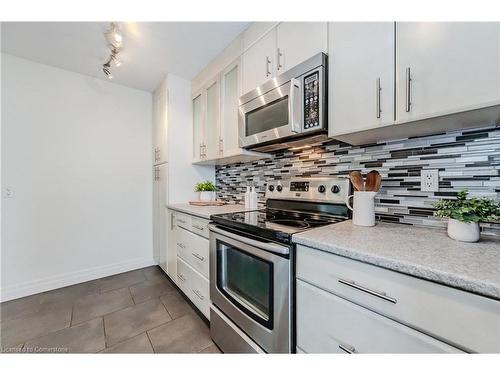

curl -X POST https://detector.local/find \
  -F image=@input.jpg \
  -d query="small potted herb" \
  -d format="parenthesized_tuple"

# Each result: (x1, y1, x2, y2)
(195, 181, 216, 201)
(433, 189, 500, 242)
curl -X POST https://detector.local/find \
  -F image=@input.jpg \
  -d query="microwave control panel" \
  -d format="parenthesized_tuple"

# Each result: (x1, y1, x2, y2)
(303, 72, 320, 130)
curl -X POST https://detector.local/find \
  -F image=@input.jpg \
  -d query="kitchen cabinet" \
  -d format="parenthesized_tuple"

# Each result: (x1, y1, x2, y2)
(165, 210, 177, 278)
(242, 22, 328, 95)
(220, 59, 241, 156)
(242, 28, 277, 95)
(396, 22, 500, 123)
(275, 22, 327, 74)
(329, 22, 395, 137)
(204, 77, 220, 160)
(152, 81, 168, 165)
(153, 163, 168, 266)
(192, 91, 205, 162)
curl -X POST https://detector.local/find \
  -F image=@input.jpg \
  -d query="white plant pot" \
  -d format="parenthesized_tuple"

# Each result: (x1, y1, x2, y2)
(447, 218, 480, 242)
(199, 191, 214, 201)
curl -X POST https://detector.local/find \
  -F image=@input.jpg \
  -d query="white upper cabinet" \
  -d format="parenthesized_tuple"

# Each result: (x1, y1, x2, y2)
(221, 59, 241, 156)
(192, 92, 204, 161)
(204, 77, 220, 160)
(329, 22, 395, 136)
(396, 22, 500, 123)
(242, 28, 277, 95)
(276, 22, 327, 74)
(152, 81, 168, 165)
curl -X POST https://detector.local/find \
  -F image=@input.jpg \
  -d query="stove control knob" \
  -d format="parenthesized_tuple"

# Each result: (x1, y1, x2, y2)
(331, 185, 340, 194)
(268, 185, 275, 192)
(276, 185, 283, 192)
(318, 185, 326, 193)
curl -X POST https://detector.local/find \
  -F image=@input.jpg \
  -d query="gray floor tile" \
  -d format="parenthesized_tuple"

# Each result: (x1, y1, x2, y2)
(129, 278, 175, 304)
(39, 279, 101, 305)
(199, 344, 222, 354)
(72, 287, 134, 325)
(0, 293, 44, 323)
(99, 270, 146, 293)
(142, 266, 167, 282)
(147, 313, 212, 353)
(160, 291, 191, 319)
(102, 333, 153, 353)
(24, 318, 105, 353)
(0, 301, 73, 348)
(104, 298, 171, 347)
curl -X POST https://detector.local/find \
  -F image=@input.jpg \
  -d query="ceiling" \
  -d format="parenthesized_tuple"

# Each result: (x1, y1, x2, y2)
(1, 22, 249, 91)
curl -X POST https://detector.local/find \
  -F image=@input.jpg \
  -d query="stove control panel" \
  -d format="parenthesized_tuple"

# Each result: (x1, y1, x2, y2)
(266, 177, 351, 204)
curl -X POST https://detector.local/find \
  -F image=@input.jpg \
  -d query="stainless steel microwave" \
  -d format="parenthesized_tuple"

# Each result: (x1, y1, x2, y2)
(238, 53, 328, 151)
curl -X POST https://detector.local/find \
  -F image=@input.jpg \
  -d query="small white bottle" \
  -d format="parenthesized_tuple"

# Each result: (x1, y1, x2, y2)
(249, 186, 258, 210)
(244, 186, 250, 210)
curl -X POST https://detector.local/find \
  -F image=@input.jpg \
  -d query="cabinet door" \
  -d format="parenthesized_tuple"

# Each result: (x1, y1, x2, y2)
(329, 22, 395, 136)
(276, 22, 327, 74)
(220, 58, 241, 156)
(192, 92, 204, 161)
(396, 22, 500, 123)
(242, 29, 276, 94)
(152, 167, 159, 263)
(153, 82, 168, 164)
(166, 210, 177, 279)
(204, 77, 220, 160)
(157, 164, 168, 268)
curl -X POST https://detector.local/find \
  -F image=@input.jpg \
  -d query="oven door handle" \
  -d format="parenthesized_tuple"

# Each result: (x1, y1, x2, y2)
(289, 78, 301, 133)
(208, 224, 290, 255)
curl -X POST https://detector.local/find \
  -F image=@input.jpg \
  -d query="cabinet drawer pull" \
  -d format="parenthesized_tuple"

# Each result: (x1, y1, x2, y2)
(338, 343, 356, 354)
(192, 224, 205, 231)
(177, 273, 186, 282)
(405, 67, 412, 112)
(338, 279, 397, 304)
(192, 289, 205, 300)
(177, 242, 186, 249)
(376, 77, 382, 119)
(177, 219, 186, 224)
(265, 56, 271, 77)
(191, 252, 205, 261)
(277, 48, 283, 71)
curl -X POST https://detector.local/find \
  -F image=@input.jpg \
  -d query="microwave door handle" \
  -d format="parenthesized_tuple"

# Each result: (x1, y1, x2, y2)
(289, 78, 301, 133)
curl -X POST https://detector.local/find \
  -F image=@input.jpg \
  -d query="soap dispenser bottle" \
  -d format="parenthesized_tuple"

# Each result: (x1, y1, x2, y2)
(249, 185, 258, 210)
(244, 186, 250, 210)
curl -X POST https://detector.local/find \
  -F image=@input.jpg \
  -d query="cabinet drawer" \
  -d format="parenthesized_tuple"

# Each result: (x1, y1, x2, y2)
(176, 256, 210, 319)
(297, 245, 500, 353)
(190, 217, 210, 239)
(297, 279, 462, 353)
(176, 228, 209, 278)
(175, 213, 191, 230)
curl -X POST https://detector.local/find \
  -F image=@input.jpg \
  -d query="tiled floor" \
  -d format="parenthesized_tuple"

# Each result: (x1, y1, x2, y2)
(0, 266, 221, 354)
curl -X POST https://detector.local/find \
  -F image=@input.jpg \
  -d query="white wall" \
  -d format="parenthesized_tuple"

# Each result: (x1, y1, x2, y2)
(1, 54, 154, 302)
(166, 74, 214, 203)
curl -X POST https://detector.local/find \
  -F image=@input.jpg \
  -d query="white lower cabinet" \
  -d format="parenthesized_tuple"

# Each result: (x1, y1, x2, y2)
(176, 226, 209, 278)
(297, 279, 462, 353)
(176, 256, 210, 319)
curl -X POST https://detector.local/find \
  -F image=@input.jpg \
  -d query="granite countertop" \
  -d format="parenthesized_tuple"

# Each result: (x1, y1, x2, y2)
(293, 220, 500, 300)
(166, 203, 246, 220)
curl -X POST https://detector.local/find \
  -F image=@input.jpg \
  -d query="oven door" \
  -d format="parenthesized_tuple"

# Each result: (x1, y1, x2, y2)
(238, 78, 302, 149)
(209, 224, 292, 353)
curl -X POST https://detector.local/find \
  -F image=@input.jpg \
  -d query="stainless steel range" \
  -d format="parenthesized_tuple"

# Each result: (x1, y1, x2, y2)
(208, 177, 351, 353)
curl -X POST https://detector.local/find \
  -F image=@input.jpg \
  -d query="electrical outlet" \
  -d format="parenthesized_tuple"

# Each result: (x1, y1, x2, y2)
(421, 170, 439, 192)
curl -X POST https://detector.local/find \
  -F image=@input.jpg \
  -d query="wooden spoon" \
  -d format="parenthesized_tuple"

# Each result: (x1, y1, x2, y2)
(349, 171, 365, 191)
(365, 170, 382, 192)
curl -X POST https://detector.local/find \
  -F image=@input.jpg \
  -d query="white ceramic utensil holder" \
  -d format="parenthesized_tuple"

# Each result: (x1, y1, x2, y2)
(347, 191, 377, 227)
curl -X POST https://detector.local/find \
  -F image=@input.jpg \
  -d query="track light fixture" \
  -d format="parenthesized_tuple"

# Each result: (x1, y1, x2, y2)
(102, 23, 122, 79)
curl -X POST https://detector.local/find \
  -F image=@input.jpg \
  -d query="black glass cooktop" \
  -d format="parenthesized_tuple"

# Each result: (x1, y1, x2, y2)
(211, 207, 347, 245)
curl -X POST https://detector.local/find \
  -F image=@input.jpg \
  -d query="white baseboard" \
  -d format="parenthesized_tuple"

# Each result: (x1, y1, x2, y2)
(0, 257, 157, 303)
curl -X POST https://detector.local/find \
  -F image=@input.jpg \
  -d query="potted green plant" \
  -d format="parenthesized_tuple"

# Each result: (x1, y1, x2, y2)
(433, 189, 500, 242)
(195, 180, 216, 201)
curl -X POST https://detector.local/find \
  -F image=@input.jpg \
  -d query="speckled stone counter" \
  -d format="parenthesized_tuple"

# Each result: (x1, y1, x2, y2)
(166, 203, 245, 220)
(293, 220, 500, 300)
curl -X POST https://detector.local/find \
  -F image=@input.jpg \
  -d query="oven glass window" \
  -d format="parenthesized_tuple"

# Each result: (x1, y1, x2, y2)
(217, 241, 273, 328)
(245, 96, 289, 136)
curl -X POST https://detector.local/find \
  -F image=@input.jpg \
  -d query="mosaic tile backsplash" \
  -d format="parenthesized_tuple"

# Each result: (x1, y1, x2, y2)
(216, 125, 500, 235)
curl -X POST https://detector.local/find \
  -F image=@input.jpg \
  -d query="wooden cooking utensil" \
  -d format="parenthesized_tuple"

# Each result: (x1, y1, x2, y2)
(366, 170, 382, 192)
(349, 171, 365, 191)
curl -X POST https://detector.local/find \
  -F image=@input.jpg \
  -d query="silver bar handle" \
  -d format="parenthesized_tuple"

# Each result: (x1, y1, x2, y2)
(405, 67, 412, 113)
(177, 219, 186, 224)
(177, 273, 186, 282)
(192, 252, 205, 261)
(339, 344, 356, 354)
(277, 48, 283, 71)
(265, 56, 271, 77)
(219, 138, 223, 155)
(192, 224, 205, 231)
(208, 224, 289, 255)
(176, 242, 186, 249)
(289, 78, 301, 133)
(338, 279, 397, 304)
(199, 143, 202, 158)
(192, 289, 205, 300)
(170, 212, 175, 230)
(376, 78, 382, 119)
